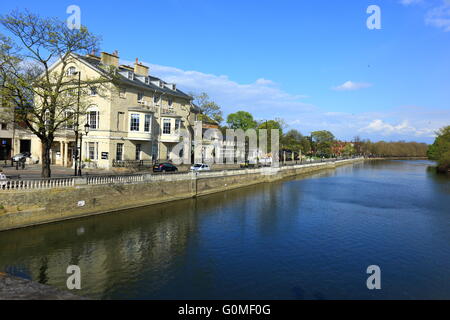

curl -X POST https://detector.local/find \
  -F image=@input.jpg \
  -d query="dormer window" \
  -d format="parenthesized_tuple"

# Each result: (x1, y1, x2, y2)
(145, 77, 150, 85)
(67, 66, 77, 76)
(159, 81, 164, 88)
(128, 71, 134, 80)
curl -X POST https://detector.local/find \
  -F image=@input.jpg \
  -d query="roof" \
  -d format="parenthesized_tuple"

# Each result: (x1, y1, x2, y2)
(74, 54, 193, 101)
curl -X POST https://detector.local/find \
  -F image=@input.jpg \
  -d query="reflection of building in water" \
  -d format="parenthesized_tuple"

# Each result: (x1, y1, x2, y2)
(0, 201, 198, 298)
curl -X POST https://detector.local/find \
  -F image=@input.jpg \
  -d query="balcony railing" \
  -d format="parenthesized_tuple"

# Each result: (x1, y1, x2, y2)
(161, 108, 177, 116)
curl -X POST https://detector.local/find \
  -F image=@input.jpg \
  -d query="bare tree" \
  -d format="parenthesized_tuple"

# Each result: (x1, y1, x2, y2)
(0, 10, 114, 177)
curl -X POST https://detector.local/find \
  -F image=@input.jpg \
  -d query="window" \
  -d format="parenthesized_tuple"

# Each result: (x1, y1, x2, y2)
(65, 111, 74, 129)
(88, 142, 96, 160)
(130, 114, 140, 131)
(137, 92, 144, 102)
(145, 77, 150, 85)
(90, 87, 98, 96)
(163, 119, 171, 134)
(135, 144, 142, 160)
(1, 123, 7, 130)
(67, 66, 76, 76)
(175, 119, 181, 132)
(168, 98, 173, 107)
(128, 71, 134, 80)
(144, 114, 151, 132)
(116, 143, 124, 161)
(66, 88, 77, 97)
(119, 88, 126, 98)
(153, 95, 160, 104)
(87, 110, 99, 129)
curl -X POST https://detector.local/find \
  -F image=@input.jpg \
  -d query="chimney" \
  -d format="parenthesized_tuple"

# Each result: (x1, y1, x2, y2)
(86, 49, 100, 61)
(101, 51, 119, 67)
(134, 58, 149, 77)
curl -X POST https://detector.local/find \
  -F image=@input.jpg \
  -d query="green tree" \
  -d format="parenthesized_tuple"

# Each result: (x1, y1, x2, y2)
(343, 143, 355, 156)
(192, 92, 223, 124)
(1, 10, 111, 177)
(428, 126, 450, 172)
(226, 111, 257, 131)
(281, 129, 311, 155)
(311, 130, 335, 156)
(0, 34, 18, 124)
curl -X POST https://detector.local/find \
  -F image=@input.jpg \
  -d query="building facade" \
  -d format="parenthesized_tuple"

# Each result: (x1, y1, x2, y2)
(21, 51, 198, 169)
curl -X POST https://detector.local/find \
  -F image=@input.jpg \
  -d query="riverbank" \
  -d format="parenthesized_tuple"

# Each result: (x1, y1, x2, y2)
(2, 159, 448, 299)
(0, 273, 83, 300)
(0, 158, 364, 232)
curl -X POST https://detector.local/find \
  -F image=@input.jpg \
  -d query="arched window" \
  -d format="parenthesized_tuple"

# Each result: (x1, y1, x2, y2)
(86, 105, 99, 130)
(67, 66, 77, 76)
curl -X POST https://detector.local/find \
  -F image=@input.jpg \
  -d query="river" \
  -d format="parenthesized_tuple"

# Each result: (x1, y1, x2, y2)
(0, 160, 449, 299)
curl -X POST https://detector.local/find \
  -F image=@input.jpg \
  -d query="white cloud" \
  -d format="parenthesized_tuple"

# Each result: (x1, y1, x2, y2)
(425, 0, 450, 32)
(122, 59, 445, 142)
(399, 0, 423, 6)
(359, 119, 436, 137)
(332, 81, 372, 91)
(130, 61, 313, 116)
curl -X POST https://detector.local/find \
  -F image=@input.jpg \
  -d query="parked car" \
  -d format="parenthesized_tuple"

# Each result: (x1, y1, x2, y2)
(190, 163, 211, 172)
(12, 152, 31, 163)
(259, 157, 272, 167)
(153, 163, 178, 173)
(240, 160, 261, 169)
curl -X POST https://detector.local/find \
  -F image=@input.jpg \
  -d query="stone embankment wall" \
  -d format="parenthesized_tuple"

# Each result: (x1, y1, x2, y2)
(0, 158, 363, 231)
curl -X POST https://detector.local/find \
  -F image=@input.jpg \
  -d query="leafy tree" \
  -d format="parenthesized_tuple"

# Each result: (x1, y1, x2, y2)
(343, 143, 355, 156)
(258, 119, 284, 152)
(0, 34, 18, 124)
(281, 129, 311, 155)
(192, 92, 223, 124)
(0, 10, 112, 177)
(428, 126, 450, 172)
(226, 111, 257, 131)
(311, 130, 335, 156)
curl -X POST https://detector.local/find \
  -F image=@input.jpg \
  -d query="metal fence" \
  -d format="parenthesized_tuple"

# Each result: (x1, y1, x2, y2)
(0, 158, 362, 191)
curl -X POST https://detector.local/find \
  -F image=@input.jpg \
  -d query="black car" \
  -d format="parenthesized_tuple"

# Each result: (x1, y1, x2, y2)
(153, 163, 178, 173)
(240, 160, 262, 169)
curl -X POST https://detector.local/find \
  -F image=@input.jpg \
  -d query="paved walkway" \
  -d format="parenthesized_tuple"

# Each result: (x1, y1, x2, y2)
(0, 164, 115, 179)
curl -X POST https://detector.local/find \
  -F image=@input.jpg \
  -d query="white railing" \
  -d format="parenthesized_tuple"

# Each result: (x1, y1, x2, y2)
(0, 158, 364, 191)
(0, 177, 75, 191)
(86, 174, 145, 185)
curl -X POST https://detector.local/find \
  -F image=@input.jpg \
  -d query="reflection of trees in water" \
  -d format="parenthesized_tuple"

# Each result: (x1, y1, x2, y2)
(38, 257, 48, 285)
(0, 171, 334, 298)
(0, 201, 200, 298)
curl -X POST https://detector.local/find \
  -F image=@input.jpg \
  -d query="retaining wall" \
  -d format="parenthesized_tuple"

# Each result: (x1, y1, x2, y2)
(0, 158, 363, 231)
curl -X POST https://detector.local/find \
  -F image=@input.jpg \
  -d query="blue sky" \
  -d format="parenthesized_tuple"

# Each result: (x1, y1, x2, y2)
(1, 0, 450, 142)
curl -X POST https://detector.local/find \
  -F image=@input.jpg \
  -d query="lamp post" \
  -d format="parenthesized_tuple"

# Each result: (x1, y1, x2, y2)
(73, 71, 81, 176)
(77, 123, 90, 176)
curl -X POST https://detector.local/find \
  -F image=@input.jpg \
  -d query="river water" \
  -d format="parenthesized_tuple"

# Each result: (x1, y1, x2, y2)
(1, 160, 449, 299)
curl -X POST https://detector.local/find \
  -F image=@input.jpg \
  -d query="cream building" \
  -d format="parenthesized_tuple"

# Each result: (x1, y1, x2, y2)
(23, 51, 199, 169)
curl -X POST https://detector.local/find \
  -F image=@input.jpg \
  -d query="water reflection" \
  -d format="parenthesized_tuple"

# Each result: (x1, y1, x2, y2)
(0, 160, 449, 299)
